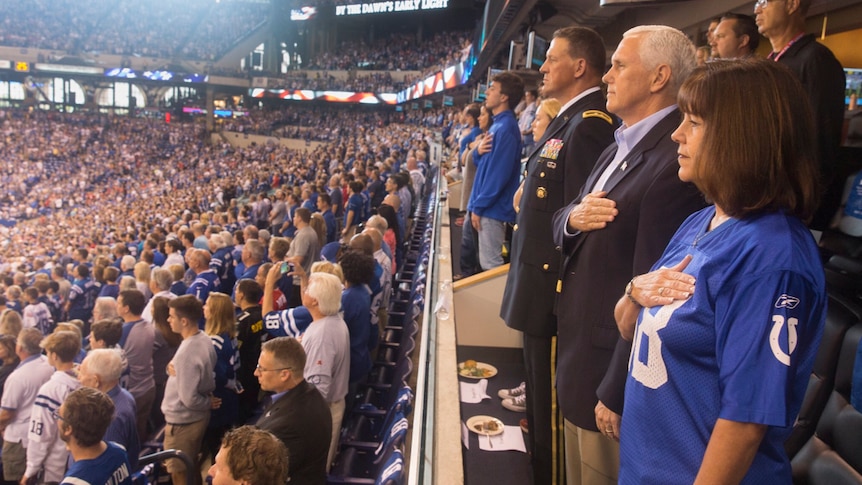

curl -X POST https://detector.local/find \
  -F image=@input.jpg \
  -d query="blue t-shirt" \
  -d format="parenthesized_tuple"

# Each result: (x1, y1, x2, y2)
(209, 333, 240, 428)
(342, 286, 372, 384)
(346, 193, 364, 228)
(619, 208, 826, 484)
(323, 210, 337, 243)
(61, 441, 131, 485)
(98, 284, 120, 299)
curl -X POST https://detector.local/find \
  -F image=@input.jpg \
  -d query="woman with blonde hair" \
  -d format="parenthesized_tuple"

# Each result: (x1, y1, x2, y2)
(202, 292, 240, 462)
(310, 212, 327, 248)
(512, 98, 562, 210)
(134, 261, 153, 300)
(0, 310, 23, 338)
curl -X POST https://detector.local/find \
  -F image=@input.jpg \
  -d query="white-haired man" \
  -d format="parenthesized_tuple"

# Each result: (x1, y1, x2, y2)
(552, 25, 707, 484)
(287, 264, 349, 472)
(142, 267, 176, 322)
(78, 348, 139, 470)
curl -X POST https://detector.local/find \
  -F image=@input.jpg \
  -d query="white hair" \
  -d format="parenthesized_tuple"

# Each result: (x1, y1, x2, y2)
(83, 348, 125, 382)
(623, 25, 696, 93)
(120, 254, 136, 271)
(209, 233, 226, 249)
(151, 267, 173, 292)
(93, 297, 118, 321)
(305, 272, 344, 317)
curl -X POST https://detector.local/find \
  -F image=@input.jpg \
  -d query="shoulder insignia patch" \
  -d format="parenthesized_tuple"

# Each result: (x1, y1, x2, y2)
(583, 110, 613, 125)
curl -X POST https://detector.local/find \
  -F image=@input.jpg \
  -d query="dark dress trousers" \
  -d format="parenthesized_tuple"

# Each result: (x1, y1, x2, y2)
(501, 89, 617, 485)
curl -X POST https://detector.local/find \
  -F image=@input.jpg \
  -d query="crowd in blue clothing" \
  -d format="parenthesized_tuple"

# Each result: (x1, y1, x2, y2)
(0, 105, 435, 483)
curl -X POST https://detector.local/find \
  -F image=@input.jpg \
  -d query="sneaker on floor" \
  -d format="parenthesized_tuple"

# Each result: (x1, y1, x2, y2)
(498, 381, 526, 399)
(503, 393, 527, 412)
(520, 418, 529, 434)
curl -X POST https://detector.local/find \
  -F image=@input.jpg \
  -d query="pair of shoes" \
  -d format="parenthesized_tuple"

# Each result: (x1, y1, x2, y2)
(453, 273, 465, 281)
(498, 381, 526, 399)
(503, 393, 527, 412)
(520, 418, 529, 434)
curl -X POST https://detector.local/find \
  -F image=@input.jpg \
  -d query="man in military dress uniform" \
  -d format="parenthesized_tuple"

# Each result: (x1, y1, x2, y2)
(500, 26, 616, 485)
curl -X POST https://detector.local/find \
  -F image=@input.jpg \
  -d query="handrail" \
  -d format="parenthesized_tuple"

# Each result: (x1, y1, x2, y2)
(452, 264, 510, 291)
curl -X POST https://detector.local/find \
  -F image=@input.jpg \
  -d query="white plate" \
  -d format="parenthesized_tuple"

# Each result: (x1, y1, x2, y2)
(466, 415, 505, 436)
(458, 361, 498, 379)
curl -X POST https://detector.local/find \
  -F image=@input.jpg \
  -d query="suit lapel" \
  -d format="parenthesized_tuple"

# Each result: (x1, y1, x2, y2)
(562, 108, 680, 263)
(601, 109, 681, 196)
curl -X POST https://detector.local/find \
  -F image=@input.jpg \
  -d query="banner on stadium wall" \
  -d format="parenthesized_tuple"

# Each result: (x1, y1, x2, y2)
(395, 60, 467, 104)
(248, 88, 397, 105)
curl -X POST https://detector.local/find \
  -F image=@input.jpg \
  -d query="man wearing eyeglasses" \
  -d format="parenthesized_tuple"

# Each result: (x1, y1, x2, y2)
(162, 295, 216, 485)
(755, 0, 844, 232)
(254, 337, 331, 485)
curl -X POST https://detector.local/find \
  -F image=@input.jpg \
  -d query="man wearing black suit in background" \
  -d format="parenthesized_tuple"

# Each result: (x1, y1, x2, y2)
(500, 26, 617, 485)
(254, 337, 331, 485)
(552, 26, 707, 484)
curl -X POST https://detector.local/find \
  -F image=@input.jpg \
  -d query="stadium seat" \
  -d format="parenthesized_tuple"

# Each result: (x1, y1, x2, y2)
(791, 322, 862, 484)
(786, 294, 862, 456)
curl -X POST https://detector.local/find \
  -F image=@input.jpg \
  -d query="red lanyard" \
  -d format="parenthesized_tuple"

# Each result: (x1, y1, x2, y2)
(768, 32, 805, 62)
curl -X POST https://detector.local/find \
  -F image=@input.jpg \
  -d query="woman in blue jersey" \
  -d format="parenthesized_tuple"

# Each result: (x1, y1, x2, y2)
(614, 59, 826, 484)
(201, 292, 241, 462)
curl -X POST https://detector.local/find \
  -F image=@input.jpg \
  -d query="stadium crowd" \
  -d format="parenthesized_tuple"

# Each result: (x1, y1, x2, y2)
(0, 102, 435, 483)
(0, 0, 268, 60)
(303, 30, 471, 71)
(221, 105, 409, 141)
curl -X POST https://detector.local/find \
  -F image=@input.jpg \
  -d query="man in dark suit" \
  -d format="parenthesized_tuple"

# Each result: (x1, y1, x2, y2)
(254, 337, 332, 485)
(500, 26, 616, 485)
(551, 26, 707, 485)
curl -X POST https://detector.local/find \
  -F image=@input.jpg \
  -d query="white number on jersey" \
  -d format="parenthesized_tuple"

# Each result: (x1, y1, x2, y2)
(630, 299, 685, 389)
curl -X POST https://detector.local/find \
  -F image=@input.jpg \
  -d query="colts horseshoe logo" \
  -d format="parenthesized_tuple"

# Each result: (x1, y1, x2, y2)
(769, 315, 798, 366)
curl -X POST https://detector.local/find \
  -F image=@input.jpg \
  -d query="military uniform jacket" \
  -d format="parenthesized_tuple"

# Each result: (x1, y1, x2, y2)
(501, 89, 617, 336)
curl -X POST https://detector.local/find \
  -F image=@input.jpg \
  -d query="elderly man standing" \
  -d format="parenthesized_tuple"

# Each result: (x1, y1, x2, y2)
(77, 348, 139, 470)
(552, 26, 707, 484)
(186, 249, 219, 304)
(268, 262, 349, 473)
(142, 267, 176, 323)
(254, 337, 331, 485)
(501, 26, 616, 485)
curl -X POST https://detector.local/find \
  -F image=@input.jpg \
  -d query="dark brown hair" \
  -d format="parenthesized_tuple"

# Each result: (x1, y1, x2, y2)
(152, 297, 182, 347)
(677, 58, 819, 221)
(553, 26, 607, 74)
(491, 71, 525, 111)
(63, 387, 115, 447)
(221, 426, 289, 485)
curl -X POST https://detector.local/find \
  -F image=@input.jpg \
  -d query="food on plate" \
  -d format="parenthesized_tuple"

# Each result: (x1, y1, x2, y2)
(459, 361, 493, 377)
